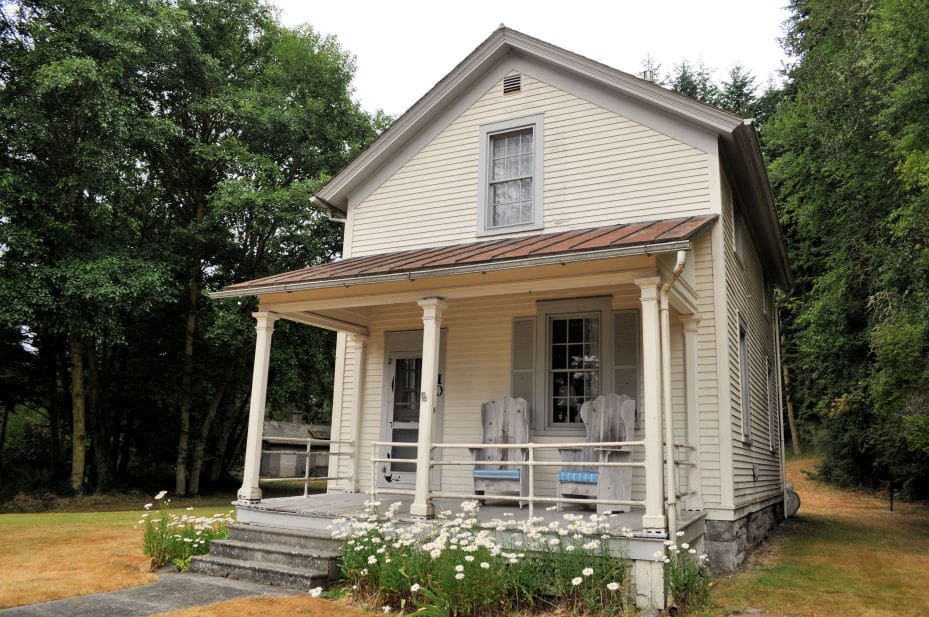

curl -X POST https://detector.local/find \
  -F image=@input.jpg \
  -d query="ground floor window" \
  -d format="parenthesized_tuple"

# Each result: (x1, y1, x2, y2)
(549, 314, 600, 425)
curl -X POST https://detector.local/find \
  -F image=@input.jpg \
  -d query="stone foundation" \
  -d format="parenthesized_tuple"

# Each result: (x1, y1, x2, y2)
(704, 500, 783, 573)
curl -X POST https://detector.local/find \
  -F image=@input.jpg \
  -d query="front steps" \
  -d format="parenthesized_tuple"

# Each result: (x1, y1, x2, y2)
(190, 524, 341, 591)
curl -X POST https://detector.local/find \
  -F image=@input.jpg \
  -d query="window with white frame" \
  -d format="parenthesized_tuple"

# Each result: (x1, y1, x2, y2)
(478, 114, 543, 235)
(739, 316, 752, 441)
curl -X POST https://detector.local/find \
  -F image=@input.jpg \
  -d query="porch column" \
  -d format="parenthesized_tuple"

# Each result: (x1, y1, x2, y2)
(681, 315, 703, 510)
(411, 297, 447, 518)
(348, 333, 368, 493)
(237, 311, 278, 503)
(635, 277, 666, 532)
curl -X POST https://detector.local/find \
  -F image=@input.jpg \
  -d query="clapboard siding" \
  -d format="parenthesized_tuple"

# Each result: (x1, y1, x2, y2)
(332, 288, 658, 500)
(349, 73, 711, 257)
(721, 178, 782, 508)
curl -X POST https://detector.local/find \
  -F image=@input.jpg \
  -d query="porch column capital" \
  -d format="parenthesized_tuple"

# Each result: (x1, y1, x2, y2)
(417, 297, 447, 321)
(634, 276, 661, 301)
(252, 311, 279, 329)
(346, 332, 369, 344)
(680, 314, 701, 332)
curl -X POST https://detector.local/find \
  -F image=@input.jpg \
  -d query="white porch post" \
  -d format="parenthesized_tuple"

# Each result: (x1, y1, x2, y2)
(681, 315, 703, 510)
(636, 277, 666, 532)
(237, 311, 278, 503)
(348, 333, 368, 493)
(410, 297, 447, 518)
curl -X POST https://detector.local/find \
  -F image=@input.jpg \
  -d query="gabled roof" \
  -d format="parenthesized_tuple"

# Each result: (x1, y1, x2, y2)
(313, 26, 791, 289)
(212, 215, 716, 298)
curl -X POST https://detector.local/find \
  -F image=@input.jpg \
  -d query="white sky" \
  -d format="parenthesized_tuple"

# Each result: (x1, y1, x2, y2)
(273, 1, 792, 117)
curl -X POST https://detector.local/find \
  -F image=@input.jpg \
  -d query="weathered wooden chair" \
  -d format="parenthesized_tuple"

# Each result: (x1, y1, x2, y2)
(471, 396, 530, 508)
(557, 393, 636, 514)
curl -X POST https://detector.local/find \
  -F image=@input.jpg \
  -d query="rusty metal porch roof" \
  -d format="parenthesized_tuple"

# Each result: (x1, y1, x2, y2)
(212, 215, 716, 299)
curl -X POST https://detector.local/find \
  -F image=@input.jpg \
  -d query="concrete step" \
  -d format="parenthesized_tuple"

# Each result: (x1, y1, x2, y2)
(226, 524, 340, 552)
(209, 539, 340, 577)
(189, 555, 329, 591)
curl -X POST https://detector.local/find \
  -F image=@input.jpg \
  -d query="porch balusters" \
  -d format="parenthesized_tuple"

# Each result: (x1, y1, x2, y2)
(635, 277, 666, 532)
(237, 311, 279, 503)
(410, 297, 447, 518)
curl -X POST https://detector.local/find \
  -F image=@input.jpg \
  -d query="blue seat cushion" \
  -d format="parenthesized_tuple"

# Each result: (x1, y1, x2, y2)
(558, 470, 599, 484)
(473, 469, 521, 480)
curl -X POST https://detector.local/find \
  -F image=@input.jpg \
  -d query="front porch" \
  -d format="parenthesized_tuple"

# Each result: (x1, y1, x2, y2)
(211, 217, 718, 611)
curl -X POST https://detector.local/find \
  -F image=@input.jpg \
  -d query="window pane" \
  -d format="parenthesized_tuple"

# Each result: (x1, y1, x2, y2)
(568, 399, 581, 423)
(553, 398, 569, 423)
(583, 343, 599, 368)
(522, 131, 533, 152)
(504, 155, 517, 178)
(492, 183, 505, 205)
(552, 318, 567, 344)
(492, 158, 504, 180)
(552, 373, 568, 397)
(493, 136, 505, 157)
(520, 178, 532, 201)
(552, 344, 567, 369)
(584, 318, 599, 343)
(568, 344, 583, 368)
(506, 179, 519, 203)
(518, 153, 532, 176)
(507, 134, 520, 156)
(568, 318, 583, 342)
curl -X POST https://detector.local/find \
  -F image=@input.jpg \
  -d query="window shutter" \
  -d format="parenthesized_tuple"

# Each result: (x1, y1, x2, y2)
(512, 317, 535, 423)
(613, 311, 639, 406)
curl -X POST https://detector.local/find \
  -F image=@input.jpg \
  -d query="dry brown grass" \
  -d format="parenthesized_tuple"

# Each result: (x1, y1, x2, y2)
(152, 595, 371, 617)
(0, 510, 155, 608)
(713, 453, 929, 617)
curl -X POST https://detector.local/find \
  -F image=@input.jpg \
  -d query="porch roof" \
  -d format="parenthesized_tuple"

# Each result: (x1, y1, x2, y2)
(211, 214, 716, 299)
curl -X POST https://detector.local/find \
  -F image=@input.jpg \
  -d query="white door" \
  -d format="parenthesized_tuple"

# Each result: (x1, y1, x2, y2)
(379, 330, 445, 488)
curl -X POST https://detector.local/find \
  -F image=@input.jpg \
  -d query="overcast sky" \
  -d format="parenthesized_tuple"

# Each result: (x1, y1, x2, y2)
(272, 1, 792, 117)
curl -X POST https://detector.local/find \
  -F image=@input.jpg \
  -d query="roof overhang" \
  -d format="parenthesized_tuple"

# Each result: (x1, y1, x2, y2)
(212, 216, 716, 300)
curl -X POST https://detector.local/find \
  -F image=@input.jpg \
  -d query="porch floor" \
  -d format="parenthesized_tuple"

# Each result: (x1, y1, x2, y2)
(236, 492, 703, 541)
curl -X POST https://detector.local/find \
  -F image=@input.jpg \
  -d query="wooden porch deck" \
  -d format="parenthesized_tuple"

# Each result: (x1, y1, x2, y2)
(236, 492, 701, 538)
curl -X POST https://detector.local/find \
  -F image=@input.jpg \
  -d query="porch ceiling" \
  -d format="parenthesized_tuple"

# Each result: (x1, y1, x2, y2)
(212, 215, 716, 300)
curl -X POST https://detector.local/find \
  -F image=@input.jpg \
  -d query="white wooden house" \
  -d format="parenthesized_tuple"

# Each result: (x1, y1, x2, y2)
(212, 27, 791, 610)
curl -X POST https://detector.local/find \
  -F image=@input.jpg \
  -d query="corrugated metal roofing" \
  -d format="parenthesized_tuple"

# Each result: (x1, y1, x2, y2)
(215, 215, 716, 298)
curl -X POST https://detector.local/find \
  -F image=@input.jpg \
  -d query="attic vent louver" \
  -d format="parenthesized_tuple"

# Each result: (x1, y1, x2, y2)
(503, 74, 522, 94)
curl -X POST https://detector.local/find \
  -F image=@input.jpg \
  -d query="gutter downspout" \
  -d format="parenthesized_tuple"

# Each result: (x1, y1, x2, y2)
(660, 250, 687, 538)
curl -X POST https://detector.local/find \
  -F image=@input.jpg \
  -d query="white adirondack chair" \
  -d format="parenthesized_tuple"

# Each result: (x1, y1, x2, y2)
(557, 393, 636, 514)
(471, 396, 530, 508)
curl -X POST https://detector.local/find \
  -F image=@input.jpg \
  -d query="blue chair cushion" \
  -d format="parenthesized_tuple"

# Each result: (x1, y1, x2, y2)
(558, 470, 599, 484)
(473, 469, 521, 480)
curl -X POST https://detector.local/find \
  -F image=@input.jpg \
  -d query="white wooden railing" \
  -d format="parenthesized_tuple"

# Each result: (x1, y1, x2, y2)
(259, 436, 353, 497)
(368, 439, 648, 521)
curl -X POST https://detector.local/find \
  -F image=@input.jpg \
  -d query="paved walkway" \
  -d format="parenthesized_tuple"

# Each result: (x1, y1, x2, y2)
(0, 573, 296, 617)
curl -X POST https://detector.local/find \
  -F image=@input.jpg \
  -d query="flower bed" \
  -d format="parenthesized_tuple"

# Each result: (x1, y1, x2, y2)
(138, 491, 234, 571)
(332, 500, 632, 616)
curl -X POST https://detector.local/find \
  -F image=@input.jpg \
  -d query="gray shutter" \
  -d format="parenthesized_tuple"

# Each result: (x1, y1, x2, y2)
(512, 317, 535, 424)
(613, 311, 639, 412)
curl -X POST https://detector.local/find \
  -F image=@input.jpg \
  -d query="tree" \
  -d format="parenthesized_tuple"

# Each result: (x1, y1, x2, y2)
(668, 59, 720, 106)
(719, 64, 758, 117)
(0, 0, 380, 496)
(764, 0, 929, 497)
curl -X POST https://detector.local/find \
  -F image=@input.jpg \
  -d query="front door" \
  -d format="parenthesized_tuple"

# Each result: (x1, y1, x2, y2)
(379, 330, 445, 488)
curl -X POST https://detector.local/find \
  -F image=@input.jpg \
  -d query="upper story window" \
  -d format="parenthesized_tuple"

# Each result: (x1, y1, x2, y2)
(478, 114, 544, 236)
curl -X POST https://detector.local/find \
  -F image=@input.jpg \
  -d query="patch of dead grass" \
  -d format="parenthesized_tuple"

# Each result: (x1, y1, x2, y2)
(0, 514, 155, 608)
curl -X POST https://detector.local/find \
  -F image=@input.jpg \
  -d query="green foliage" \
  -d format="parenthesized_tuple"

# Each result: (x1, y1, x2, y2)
(765, 0, 929, 497)
(660, 537, 712, 615)
(139, 491, 233, 570)
(335, 501, 632, 616)
(0, 0, 381, 495)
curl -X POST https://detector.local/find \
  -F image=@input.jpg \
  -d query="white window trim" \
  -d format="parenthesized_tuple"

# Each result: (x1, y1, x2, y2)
(533, 296, 613, 435)
(477, 113, 544, 237)
(738, 315, 752, 443)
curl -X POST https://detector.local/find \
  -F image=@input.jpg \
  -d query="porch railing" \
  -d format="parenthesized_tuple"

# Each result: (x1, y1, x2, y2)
(368, 439, 647, 521)
(260, 436, 353, 497)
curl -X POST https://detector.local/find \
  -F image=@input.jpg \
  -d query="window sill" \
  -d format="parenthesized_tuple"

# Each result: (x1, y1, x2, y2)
(476, 221, 543, 238)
